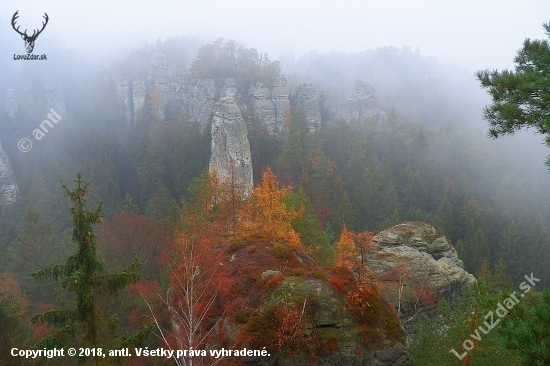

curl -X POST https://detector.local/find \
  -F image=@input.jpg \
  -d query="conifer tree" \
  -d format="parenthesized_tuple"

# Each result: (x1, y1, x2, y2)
(31, 173, 144, 363)
(477, 22, 550, 169)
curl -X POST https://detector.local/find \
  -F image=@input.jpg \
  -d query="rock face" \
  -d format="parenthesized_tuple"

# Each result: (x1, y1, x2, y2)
(0, 139, 19, 205)
(335, 79, 387, 123)
(244, 276, 408, 366)
(132, 76, 146, 120)
(113, 70, 132, 122)
(365, 222, 475, 324)
(294, 83, 321, 132)
(249, 76, 291, 136)
(209, 97, 253, 198)
(182, 78, 217, 130)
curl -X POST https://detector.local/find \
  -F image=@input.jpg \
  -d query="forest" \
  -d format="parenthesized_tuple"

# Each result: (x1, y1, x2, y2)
(1, 30, 550, 366)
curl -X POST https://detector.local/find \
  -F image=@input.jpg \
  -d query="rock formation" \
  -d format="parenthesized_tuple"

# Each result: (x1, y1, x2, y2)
(0, 138, 19, 205)
(365, 222, 475, 325)
(132, 75, 146, 120)
(182, 78, 217, 130)
(294, 83, 321, 132)
(209, 97, 253, 198)
(335, 79, 387, 123)
(249, 76, 291, 136)
(113, 70, 132, 122)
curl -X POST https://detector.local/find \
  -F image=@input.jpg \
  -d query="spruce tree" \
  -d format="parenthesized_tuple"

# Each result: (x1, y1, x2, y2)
(31, 173, 143, 363)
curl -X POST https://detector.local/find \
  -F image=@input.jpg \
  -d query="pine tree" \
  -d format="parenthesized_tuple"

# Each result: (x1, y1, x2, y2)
(334, 191, 356, 233)
(477, 22, 550, 169)
(498, 287, 550, 365)
(31, 173, 144, 363)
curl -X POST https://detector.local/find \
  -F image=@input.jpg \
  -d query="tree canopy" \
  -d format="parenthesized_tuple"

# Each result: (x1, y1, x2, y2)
(477, 22, 550, 167)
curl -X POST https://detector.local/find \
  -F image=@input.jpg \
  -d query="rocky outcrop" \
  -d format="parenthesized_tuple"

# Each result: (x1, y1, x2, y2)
(294, 83, 321, 132)
(249, 76, 291, 136)
(334, 80, 387, 123)
(365, 222, 475, 325)
(266, 277, 407, 366)
(5, 89, 17, 119)
(113, 70, 132, 122)
(132, 75, 146, 120)
(181, 78, 217, 130)
(0, 139, 19, 205)
(209, 97, 253, 198)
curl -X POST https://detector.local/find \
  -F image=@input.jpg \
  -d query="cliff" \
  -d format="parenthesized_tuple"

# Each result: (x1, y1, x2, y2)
(294, 83, 321, 132)
(209, 96, 254, 198)
(0, 138, 19, 205)
(249, 76, 291, 136)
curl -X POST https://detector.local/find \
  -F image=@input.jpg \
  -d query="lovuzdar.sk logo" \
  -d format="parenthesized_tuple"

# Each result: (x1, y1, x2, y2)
(12, 10, 48, 60)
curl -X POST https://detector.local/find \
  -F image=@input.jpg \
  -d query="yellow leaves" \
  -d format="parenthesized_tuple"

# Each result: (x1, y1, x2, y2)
(238, 167, 303, 248)
(335, 225, 358, 268)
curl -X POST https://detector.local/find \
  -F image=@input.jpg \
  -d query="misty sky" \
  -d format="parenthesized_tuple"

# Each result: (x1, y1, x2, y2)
(1, 0, 548, 72)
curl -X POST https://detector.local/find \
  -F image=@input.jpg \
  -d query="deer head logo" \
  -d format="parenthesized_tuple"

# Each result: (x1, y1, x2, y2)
(12, 11, 49, 54)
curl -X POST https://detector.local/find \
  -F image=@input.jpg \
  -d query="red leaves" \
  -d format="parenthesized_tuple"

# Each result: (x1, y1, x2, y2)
(345, 283, 382, 326)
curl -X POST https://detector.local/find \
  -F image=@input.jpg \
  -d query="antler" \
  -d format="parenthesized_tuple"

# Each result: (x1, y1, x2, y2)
(11, 11, 26, 37)
(11, 11, 49, 39)
(31, 13, 49, 39)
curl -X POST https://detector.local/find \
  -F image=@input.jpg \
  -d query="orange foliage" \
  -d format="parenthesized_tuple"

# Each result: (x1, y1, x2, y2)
(238, 167, 303, 248)
(346, 283, 381, 326)
(335, 225, 357, 268)
(335, 227, 376, 276)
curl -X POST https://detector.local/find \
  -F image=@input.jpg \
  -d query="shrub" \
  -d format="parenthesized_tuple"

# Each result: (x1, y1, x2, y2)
(270, 242, 294, 259)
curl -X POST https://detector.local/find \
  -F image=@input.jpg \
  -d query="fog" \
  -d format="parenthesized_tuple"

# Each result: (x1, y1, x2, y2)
(1, 0, 548, 72)
(2, 1, 550, 362)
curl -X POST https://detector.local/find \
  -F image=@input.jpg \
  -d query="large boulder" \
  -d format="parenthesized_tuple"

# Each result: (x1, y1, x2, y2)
(365, 222, 475, 325)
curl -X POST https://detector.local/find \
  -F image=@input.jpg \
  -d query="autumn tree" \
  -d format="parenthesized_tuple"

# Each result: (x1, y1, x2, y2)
(238, 167, 303, 248)
(148, 174, 233, 366)
(335, 225, 357, 269)
(31, 173, 146, 364)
